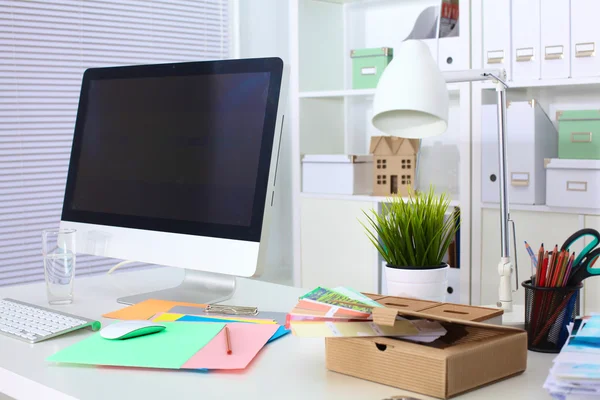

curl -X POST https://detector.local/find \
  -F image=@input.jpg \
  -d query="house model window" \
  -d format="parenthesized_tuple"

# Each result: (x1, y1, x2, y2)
(369, 136, 419, 197)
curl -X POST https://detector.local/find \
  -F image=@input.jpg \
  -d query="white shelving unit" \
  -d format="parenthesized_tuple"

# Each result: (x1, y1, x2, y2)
(289, 0, 472, 301)
(471, 0, 600, 313)
(289, 0, 600, 313)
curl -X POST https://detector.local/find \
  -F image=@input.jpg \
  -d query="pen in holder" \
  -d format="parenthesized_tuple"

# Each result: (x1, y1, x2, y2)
(522, 279, 581, 353)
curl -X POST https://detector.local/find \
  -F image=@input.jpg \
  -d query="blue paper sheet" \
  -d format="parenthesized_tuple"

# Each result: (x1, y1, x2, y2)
(176, 314, 290, 343)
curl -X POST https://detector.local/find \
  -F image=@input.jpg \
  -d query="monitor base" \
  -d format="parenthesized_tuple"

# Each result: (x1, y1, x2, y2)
(117, 269, 236, 306)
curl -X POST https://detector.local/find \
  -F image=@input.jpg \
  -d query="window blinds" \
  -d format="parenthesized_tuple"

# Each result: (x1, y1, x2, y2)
(0, 0, 230, 286)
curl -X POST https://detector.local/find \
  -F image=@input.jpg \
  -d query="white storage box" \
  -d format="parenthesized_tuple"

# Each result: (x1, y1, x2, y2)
(511, 0, 540, 81)
(482, 100, 558, 205)
(482, 0, 511, 79)
(571, 0, 600, 78)
(546, 158, 600, 209)
(302, 155, 373, 195)
(541, 0, 570, 79)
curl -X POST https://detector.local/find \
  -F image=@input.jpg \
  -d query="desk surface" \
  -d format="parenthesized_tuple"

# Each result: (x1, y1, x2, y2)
(0, 268, 552, 400)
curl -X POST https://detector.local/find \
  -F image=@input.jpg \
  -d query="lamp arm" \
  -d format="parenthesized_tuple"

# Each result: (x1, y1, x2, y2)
(441, 69, 507, 84)
(441, 67, 515, 311)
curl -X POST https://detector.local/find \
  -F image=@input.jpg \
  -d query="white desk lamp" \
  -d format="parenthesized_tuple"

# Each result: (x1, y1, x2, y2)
(372, 40, 518, 312)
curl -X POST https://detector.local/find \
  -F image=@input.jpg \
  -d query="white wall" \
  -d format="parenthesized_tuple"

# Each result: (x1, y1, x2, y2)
(237, 0, 293, 285)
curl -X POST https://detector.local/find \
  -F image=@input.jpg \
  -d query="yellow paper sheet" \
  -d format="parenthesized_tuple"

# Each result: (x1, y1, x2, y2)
(102, 299, 206, 320)
(290, 320, 419, 338)
(152, 312, 277, 324)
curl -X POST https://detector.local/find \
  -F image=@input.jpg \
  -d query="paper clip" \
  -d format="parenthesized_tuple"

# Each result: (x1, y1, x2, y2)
(205, 304, 258, 316)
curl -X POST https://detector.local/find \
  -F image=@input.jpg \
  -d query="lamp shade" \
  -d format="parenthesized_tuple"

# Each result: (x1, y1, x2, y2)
(372, 40, 449, 138)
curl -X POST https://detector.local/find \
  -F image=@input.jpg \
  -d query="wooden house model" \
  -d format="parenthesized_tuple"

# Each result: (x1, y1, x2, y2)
(369, 136, 419, 196)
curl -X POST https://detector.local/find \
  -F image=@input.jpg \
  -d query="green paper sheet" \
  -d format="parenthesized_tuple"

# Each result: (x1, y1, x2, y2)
(47, 322, 225, 369)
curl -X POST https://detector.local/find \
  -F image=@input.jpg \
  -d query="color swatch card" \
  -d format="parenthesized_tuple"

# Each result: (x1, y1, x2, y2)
(47, 322, 224, 369)
(331, 286, 383, 308)
(182, 323, 279, 370)
(291, 301, 371, 319)
(103, 299, 206, 320)
(300, 287, 375, 314)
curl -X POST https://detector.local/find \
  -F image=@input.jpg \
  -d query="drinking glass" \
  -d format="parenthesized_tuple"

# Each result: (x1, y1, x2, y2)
(42, 229, 76, 305)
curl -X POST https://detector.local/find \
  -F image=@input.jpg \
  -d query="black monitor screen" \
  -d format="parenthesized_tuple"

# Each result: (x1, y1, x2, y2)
(62, 58, 284, 242)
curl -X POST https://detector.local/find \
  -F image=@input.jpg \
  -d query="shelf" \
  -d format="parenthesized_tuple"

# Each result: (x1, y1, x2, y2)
(301, 192, 460, 207)
(299, 84, 461, 99)
(481, 202, 600, 216)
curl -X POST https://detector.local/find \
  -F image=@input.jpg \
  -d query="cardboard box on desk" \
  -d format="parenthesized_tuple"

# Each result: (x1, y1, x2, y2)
(325, 300, 526, 399)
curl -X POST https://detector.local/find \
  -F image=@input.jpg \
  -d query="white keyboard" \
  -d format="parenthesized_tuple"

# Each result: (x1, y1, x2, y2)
(0, 298, 101, 343)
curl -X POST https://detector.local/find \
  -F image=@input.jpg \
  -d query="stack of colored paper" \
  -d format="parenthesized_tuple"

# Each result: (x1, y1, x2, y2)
(49, 300, 292, 371)
(288, 287, 446, 341)
(544, 315, 600, 399)
(47, 321, 283, 371)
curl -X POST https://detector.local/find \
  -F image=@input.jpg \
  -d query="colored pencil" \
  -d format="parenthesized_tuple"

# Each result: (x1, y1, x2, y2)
(546, 245, 559, 286)
(534, 243, 544, 284)
(561, 253, 575, 287)
(539, 251, 549, 287)
(551, 251, 566, 287)
(525, 241, 539, 269)
(557, 251, 570, 287)
(537, 248, 559, 336)
(224, 326, 232, 355)
(531, 251, 550, 336)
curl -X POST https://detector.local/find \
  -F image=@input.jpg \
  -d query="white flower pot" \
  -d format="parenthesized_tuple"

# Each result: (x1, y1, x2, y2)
(384, 263, 449, 302)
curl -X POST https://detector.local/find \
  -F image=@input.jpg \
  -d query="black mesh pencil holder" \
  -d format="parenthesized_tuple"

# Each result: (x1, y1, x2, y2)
(522, 279, 582, 353)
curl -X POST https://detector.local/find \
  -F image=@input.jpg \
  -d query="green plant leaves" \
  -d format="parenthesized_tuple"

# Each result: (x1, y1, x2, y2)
(361, 186, 460, 268)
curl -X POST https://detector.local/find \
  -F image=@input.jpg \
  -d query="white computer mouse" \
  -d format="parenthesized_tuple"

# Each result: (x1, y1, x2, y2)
(100, 320, 166, 340)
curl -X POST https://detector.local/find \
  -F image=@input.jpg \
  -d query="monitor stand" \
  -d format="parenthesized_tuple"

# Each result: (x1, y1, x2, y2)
(117, 269, 236, 305)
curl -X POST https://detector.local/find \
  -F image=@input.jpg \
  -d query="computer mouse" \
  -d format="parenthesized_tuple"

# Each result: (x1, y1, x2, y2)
(100, 321, 166, 340)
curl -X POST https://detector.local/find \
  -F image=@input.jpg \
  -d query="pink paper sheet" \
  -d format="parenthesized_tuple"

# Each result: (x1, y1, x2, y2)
(181, 323, 279, 370)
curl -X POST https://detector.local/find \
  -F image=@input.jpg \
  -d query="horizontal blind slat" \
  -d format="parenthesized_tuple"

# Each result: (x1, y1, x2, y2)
(3, 0, 228, 18)
(0, 26, 229, 45)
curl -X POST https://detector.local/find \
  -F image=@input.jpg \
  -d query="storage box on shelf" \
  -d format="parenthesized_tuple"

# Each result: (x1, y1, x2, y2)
(546, 158, 600, 209)
(540, 0, 570, 80)
(558, 110, 600, 160)
(479, 0, 600, 83)
(350, 47, 393, 90)
(511, 0, 540, 81)
(482, 0, 511, 79)
(302, 154, 373, 195)
(482, 100, 558, 205)
(570, 0, 600, 78)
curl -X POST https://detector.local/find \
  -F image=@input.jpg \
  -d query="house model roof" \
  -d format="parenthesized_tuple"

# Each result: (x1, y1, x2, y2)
(369, 136, 420, 156)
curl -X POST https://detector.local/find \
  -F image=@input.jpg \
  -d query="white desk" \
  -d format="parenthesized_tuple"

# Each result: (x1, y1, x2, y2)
(0, 268, 553, 400)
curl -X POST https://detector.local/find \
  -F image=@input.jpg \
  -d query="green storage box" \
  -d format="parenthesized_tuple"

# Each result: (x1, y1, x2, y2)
(558, 110, 600, 160)
(350, 47, 393, 90)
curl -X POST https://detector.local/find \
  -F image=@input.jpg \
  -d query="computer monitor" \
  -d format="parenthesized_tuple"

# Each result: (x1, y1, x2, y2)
(60, 58, 288, 305)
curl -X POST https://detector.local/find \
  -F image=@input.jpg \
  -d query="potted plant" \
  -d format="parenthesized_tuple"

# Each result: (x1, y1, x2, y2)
(362, 187, 460, 301)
